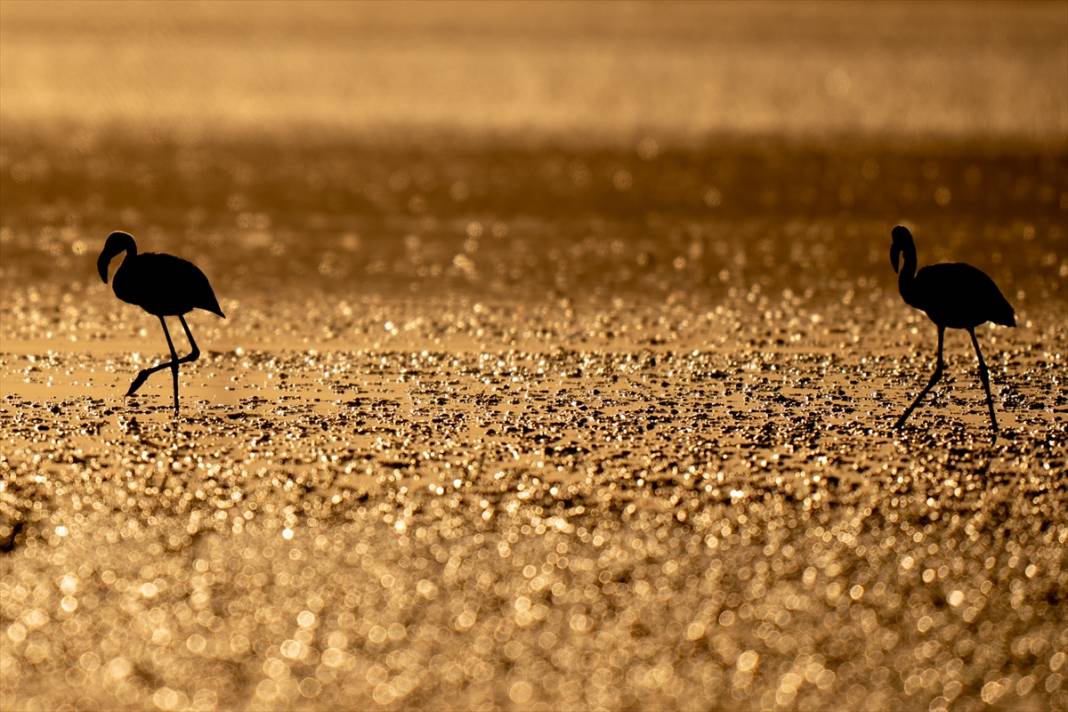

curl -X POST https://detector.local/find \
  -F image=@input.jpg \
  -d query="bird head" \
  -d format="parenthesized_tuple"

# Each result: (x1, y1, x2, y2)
(890, 225, 912, 273)
(97, 231, 136, 283)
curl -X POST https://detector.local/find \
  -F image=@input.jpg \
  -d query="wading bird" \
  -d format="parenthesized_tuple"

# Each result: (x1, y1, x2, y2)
(890, 225, 1014, 436)
(97, 231, 224, 414)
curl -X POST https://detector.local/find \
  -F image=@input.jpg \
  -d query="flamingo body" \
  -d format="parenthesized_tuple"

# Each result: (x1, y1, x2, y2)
(112, 252, 224, 318)
(904, 262, 1014, 331)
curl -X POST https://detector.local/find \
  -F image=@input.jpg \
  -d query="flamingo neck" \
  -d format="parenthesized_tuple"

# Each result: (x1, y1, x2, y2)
(897, 243, 917, 300)
(118, 243, 136, 266)
(109, 246, 137, 288)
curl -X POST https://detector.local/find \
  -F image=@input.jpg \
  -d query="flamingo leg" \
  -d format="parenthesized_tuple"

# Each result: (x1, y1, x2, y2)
(968, 328, 998, 435)
(159, 317, 181, 413)
(126, 316, 199, 414)
(895, 325, 945, 429)
(177, 315, 201, 363)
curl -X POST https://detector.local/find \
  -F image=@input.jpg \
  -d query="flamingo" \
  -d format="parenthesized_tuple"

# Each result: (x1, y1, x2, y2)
(97, 231, 224, 414)
(890, 225, 1015, 436)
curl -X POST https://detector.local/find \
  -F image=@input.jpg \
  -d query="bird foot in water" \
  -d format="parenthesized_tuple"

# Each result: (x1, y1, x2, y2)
(126, 370, 151, 396)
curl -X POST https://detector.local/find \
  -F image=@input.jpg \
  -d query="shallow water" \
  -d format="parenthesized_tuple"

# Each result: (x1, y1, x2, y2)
(2, 337, 1067, 711)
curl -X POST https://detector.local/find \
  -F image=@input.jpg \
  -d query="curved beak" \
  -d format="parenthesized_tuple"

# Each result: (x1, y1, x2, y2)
(890, 244, 901, 273)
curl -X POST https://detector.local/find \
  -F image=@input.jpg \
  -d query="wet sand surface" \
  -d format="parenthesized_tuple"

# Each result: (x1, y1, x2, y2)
(3, 3, 1068, 711)
(2, 133, 1067, 712)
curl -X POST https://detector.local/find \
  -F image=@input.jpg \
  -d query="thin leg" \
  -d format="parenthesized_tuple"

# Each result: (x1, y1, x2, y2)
(126, 315, 201, 398)
(158, 317, 181, 414)
(969, 328, 998, 435)
(126, 317, 184, 414)
(896, 326, 945, 429)
(178, 315, 201, 363)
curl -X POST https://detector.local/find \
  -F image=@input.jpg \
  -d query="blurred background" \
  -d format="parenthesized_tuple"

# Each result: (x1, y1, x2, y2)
(2, 0, 1066, 141)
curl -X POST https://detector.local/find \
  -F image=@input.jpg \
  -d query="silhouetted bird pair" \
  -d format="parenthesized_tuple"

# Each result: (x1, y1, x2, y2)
(98, 227, 1015, 437)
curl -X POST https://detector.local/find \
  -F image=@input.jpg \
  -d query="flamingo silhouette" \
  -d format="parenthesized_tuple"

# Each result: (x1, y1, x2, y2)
(890, 225, 1014, 436)
(97, 231, 224, 414)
